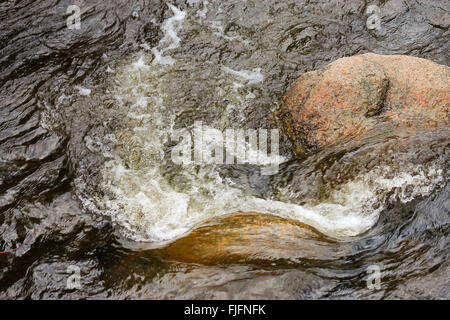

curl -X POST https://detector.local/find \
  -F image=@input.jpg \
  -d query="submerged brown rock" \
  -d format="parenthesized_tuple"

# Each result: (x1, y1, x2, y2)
(155, 212, 332, 265)
(277, 53, 450, 155)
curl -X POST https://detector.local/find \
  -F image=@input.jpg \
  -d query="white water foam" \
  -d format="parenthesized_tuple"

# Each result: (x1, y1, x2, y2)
(75, 4, 446, 244)
(151, 3, 186, 65)
(77, 56, 443, 243)
(75, 86, 91, 96)
(223, 67, 264, 85)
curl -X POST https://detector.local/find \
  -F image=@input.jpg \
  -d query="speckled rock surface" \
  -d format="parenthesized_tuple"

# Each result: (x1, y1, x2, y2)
(277, 53, 450, 155)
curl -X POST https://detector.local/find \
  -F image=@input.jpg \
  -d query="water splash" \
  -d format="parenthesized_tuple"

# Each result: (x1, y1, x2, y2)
(75, 48, 445, 243)
(73, 4, 446, 244)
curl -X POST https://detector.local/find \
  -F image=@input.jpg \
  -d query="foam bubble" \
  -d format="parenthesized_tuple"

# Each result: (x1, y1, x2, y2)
(75, 86, 91, 96)
(223, 67, 265, 84)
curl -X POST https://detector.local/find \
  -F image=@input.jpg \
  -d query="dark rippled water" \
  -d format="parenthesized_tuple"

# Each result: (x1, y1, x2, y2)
(0, 0, 449, 299)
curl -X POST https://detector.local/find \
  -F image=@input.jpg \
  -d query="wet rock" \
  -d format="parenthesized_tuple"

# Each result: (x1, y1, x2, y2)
(277, 53, 450, 155)
(156, 212, 332, 265)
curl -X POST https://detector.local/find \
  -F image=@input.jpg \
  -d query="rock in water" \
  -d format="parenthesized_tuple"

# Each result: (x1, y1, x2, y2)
(155, 212, 332, 265)
(276, 53, 449, 155)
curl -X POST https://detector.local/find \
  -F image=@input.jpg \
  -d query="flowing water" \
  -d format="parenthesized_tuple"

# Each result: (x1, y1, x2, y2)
(0, 0, 449, 299)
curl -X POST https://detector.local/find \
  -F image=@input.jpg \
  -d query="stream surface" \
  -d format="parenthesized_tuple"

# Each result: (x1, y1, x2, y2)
(0, 0, 449, 299)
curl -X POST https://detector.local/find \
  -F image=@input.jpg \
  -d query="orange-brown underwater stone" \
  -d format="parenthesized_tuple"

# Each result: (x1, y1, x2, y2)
(155, 212, 328, 265)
